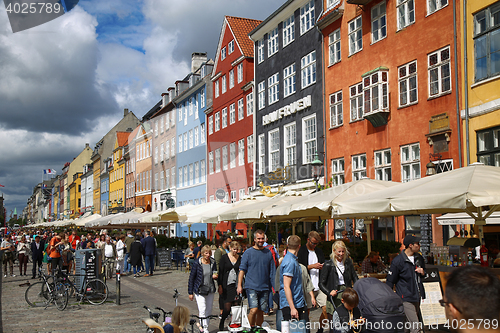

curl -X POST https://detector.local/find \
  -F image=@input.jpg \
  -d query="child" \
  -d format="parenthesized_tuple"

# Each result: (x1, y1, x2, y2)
(331, 288, 364, 333)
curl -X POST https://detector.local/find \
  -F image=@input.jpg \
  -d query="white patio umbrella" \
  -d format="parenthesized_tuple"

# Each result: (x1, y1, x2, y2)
(85, 213, 125, 228)
(437, 211, 500, 225)
(74, 214, 102, 227)
(335, 164, 500, 241)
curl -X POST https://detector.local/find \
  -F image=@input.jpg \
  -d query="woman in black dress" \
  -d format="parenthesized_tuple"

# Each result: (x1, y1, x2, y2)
(217, 241, 242, 331)
(129, 235, 144, 277)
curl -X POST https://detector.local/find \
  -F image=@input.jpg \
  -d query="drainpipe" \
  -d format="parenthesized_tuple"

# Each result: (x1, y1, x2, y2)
(463, 0, 470, 165)
(453, 0, 463, 168)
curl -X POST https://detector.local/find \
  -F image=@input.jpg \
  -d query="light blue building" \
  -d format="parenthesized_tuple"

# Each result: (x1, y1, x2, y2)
(173, 53, 213, 239)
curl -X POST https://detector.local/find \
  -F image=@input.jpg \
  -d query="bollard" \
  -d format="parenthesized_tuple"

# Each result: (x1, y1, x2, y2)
(116, 270, 121, 305)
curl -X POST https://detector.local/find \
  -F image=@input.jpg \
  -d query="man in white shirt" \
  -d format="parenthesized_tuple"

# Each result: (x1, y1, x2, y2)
(102, 236, 116, 280)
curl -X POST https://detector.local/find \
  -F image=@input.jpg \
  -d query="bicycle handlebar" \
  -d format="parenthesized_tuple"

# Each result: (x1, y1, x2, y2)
(190, 314, 219, 320)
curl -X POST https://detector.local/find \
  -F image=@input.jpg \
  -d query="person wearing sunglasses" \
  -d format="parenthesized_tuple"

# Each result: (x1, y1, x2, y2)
(440, 265, 500, 332)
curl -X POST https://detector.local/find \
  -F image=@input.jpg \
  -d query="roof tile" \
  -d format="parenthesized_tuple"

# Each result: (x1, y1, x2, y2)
(226, 16, 262, 58)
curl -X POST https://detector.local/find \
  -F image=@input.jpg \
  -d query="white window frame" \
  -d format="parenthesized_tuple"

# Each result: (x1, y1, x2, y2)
(183, 133, 187, 152)
(300, 0, 315, 35)
(284, 122, 296, 167)
(208, 115, 213, 135)
(215, 112, 220, 132)
(428, 46, 451, 97)
(330, 90, 343, 128)
(349, 82, 364, 122)
(178, 134, 182, 153)
(183, 166, 188, 187)
(222, 145, 228, 171)
(154, 146, 158, 164)
(352, 154, 367, 181)
(283, 63, 296, 98)
(247, 135, 254, 163)
(215, 148, 221, 173)
(257, 39, 265, 64)
(348, 16, 363, 56)
(189, 129, 193, 149)
(238, 139, 245, 166)
(178, 167, 183, 187)
(201, 89, 205, 108)
(331, 158, 345, 186)
(171, 137, 175, 157)
(228, 40, 234, 54)
(258, 134, 265, 175)
(268, 27, 279, 57)
(302, 114, 317, 164)
(427, 0, 448, 16)
(165, 141, 170, 159)
(194, 126, 199, 146)
(247, 92, 254, 116)
(215, 81, 219, 98)
(397, 0, 415, 31)
(239, 188, 246, 201)
(189, 163, 193, 185)
(329, 29, 341, 66)
(201, 160, 206, 182)
(371, 2, 387, 44)
(301, 51, 316, 89)
(258, 81, 266, 110)
(398, 60, 418, 107)
(268, 73, 279, 105)
(160, 143, 164, 161)
(237, 63, 243, 83)
(221, 46, 226, 60)
(222, 75, 227, 94)
(375, 149, 392, 181)
(283, 14, 295, 47)
(401, 143, 420, 182)
(201, 123, 205, 143)
(230, 104, 236, 124)
(229, 69, 235, 89)
(222, 108, 228, 128)
(230, 142, 236, 168)
(269, 129, 280, 172)
(363, 69, 389, 115)
(238, 99, 244, 121)
(209, 151, 214, 174)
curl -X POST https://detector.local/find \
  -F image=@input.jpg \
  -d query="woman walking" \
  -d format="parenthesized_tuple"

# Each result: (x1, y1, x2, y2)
(129, 235, 144, 277)
(1, 236, 16, 277)
(217, 241, 242, 331)
(17, 237, 30, 276)
(188, 245, 218, 332)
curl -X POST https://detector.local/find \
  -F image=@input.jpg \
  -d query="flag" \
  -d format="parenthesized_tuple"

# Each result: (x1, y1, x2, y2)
(44, 169, 56, 175)
(0, 184, 4, 187)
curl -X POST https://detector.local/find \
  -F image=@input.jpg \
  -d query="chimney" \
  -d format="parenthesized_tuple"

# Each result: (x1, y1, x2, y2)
(162, 93, 168, 108)
(124, 108, 129, 117)
(191, 52, 207, 73)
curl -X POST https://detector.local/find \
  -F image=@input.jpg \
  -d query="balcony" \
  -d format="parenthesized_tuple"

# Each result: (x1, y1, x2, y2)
(362, 67, 389, 127)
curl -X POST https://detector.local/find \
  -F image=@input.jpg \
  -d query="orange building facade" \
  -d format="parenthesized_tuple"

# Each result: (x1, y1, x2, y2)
(319, 0, 461, 247)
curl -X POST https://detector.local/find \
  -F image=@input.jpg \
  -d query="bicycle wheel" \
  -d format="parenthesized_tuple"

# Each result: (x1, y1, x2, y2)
(53, 282, 69, 311)
(84, 279, 108, 305)
(25, 281, 49, 307)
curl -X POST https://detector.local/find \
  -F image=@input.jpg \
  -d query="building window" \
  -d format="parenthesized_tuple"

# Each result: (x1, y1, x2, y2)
(329, 90, 343, 128)
(222, 108, 228, 128)
(238, 99, 244, 121)
(201, 160, 206, 182)
(160, 144, 164, 161)
(331, 158, 345, 186)
(189, 164, 193, 185)
(428, 46, 451, 97)
(209, 151, 214, 174)
(178, 105, 183, 122)
(208, 115, 213, 135)
(215, 112, 220, 132)
(178, 167, 182, 187)
(258, 134, 265, 174)
(189, 98, 194, 116)
(372, 2, 387, 43)
(239, 188, 245, 201)
(229, 69, 234, 89)
(215, 148, 221, 173)
(166, 141, 170, 159)
(375, 149, 392, 181)
(155, 146, 158, 164)
(363, 69, 389, 115)
(222, 75, 227, 94)
(258, 81, 266, 110)
(477, 126, 500, 166)
(300, 0, 315, 35)
(229, 104, 235, 124)
(301, 51, 316, 89)
(223, 145, 229, 171)
(194, 161, 199, 183)
(201, 90, 205, 108)
(215, 81, 219, 98)
(352, 154, 367, 181)
(221, 46, 226, 60)
(258, 39, 265, 64)
(397, 0, 415, 31)
(171, 137, 175, 157)
(201, 123, 205, 143)
(268, 27, 279, 57)
(268, 73, 279, 105)
(178, 135, 182, 153)
(183, 166, 188, 187)
(228, 40, 234, 54)
(237, 63, 243, 83)
(350, 82, 364, 122)
(284, 122, 296, 167)
(329, 29, 341, 66)
(238, 139, 245, 166)
(269, 129, 280, 172)
(428, 0, 448, 15)
(183, 133, 188, 152)
(349, 16, 363, 55)
(171, 167, 175, 187)
(303, 115, 317, 164)
(474, 3, 500, 82)
(189, 130, 193, 149)
(195, 126, 199, 146)
(283, 14, 295, 47)
(230, 142, 236, 168)
(247, 135, 254, 163)
(247, 92, 254, 116)
(401, 143, 420, 182)
(283, 63, 296, 98)
(398, 60, 418, 107)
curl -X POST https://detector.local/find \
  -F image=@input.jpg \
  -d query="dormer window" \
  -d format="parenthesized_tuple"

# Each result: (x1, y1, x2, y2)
(221, 47, 227, 60)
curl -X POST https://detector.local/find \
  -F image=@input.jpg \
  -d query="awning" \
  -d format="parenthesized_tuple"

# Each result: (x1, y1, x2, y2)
(437, 212, 500, 225)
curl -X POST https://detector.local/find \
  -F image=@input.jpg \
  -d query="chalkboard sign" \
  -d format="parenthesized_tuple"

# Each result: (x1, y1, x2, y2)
(420, 214, 433, 257)
(157, 248, 172, 268)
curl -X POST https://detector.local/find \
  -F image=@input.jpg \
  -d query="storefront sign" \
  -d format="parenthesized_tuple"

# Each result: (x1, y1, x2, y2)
(262, 95, 312, 125)
(215, 188, 226, 200)
(429, 113, 449, 134)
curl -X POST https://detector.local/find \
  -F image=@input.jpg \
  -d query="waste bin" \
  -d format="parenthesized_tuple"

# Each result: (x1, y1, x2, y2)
(74, 248, 102, 290)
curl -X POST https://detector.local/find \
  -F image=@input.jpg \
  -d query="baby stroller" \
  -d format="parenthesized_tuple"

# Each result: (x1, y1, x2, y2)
(353, 278, 405, 333)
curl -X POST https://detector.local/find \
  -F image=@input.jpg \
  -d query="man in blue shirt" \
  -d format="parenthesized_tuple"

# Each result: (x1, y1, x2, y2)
(141, 231, 157, 277)
(237, 230, 276, 327)
(280, 235, 306, 322)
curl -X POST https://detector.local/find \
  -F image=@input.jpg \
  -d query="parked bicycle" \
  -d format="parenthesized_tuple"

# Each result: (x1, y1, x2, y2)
(25, 266, 68, 311)
(189, 314, 218, 333)
(143, 305, 172, 333)
(56, 266, 108, 305)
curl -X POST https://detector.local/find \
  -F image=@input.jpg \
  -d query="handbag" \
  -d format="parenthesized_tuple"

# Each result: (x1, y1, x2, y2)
(198, 284, 211, 296)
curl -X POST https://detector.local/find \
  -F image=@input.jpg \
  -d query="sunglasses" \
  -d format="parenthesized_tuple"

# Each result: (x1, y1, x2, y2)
(309, 239, 319, 246)
(439, 299, 462, 313)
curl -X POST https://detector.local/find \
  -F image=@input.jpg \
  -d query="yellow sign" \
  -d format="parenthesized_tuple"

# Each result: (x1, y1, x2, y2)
(258, 182, 282, 197)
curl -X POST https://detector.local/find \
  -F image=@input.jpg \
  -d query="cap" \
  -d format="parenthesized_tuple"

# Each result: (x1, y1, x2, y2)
(403, 235, 420, 247)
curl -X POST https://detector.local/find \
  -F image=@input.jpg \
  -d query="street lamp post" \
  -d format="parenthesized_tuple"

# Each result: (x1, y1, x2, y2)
(310, 152, 324, 191)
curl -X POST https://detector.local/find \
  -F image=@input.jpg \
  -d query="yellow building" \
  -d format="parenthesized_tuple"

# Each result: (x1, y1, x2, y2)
(69, 173, 82, 219)
(109, 132, 129, 213)
(92, 155, 101, 214)
(462, 0, 500, 165)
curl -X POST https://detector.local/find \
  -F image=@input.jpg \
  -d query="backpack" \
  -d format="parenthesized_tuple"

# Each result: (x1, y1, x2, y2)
(265, 244, 278, 268)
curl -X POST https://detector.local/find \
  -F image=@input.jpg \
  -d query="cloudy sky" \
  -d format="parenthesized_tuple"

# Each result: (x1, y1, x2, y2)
(0, 0, 284, 219)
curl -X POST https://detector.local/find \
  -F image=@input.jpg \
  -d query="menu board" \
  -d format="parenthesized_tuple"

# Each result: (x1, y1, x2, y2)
(421, 268, 446, 326)
(157, 248, 172, 268)
(420, 214, 433, 256)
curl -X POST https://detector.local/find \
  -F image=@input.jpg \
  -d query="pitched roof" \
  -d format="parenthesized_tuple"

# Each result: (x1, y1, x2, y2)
(116, 131, 129, 147)
(226, 16, 262, 58)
